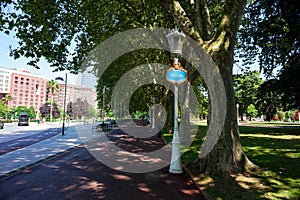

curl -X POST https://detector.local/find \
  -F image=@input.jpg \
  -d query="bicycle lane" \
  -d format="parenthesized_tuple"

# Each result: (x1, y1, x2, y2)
(0, 123, 84, 177)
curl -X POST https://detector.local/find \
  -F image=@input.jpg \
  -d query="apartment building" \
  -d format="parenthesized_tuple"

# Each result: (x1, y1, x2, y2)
(0, 67, 47, 112)
(53, 83, 97, 109)
(0, 67, 97, 114)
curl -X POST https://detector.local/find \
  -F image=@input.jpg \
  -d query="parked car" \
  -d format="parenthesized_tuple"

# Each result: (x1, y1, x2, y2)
(0, 120, 4, 129)
(18, 112, 30, 126)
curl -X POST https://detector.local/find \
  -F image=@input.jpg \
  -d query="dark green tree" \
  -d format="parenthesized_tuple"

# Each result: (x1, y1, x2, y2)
(40, 102, 60, 120)
(27, 106, 36, 119)
(237, 0, 300, 121)
(1, 94, 13, 119)
(256, 79, 283, 121)
(67, 102, 73, 119)
(70, 98, 90, 119)
(276, 53, 300, 110)
(234, 71, 263, 120)
(255, 54, 300, 119)
(47, 80, 60, 122)
(238, 0, 299, 76)
(246, 104, 258, 121)
(0, 101, 8, 117)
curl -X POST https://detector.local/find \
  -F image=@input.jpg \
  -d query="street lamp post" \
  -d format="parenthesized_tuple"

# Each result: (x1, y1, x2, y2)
(170, 81, 182, 174)
(55, 73, 67, 136)
(151, 97, 155, 129)
(102, 86, 108, 121)
(236, 103, 239, 125)
(50, 97, 53, 122)
(166, 29, 185, 174)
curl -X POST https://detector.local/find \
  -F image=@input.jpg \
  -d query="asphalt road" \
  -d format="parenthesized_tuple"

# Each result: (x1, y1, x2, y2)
(0, 128, 207, 200)
(0, 128, 60, 155)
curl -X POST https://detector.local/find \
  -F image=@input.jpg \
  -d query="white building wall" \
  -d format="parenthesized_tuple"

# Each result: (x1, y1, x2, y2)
(0, 67, 12, 94)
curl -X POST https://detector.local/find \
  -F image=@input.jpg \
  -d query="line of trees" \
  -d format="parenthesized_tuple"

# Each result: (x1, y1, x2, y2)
(0, 104, 36, 121)
(39, 98, 97, 121)
(0, 97, 98, 122)
(234, 70, 299, 122)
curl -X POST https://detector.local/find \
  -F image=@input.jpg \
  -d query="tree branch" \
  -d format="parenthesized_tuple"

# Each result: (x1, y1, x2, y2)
(195, 0, 213, 40)
(205, 0, 247, 55)
(115, 0, 142, 23)
(161, 0, 204, 45)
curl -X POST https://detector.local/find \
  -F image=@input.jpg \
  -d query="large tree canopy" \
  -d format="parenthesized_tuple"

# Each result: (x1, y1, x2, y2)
(238, 0, 299, 76)
(237, 0, 299, 109)
(0, 0, 253, 175)
(277, 53, 300, 109)
(2, 0, 297, 176)
(0, 0, 173, 71)
(257, 53, 300, 113)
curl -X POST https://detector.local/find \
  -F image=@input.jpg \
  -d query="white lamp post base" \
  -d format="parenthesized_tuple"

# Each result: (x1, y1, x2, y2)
(169, 128, 183, 174)
(169, 85, 183, 175)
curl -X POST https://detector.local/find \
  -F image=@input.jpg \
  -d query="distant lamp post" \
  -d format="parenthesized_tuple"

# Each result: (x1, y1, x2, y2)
(151, 97, 155, 129)
(236, 103, 239, 125)
(55, 73, 67, 136)
(102, 86, 108, 121)
(166, 28, 186, 174)
(50, 99, 53, 122)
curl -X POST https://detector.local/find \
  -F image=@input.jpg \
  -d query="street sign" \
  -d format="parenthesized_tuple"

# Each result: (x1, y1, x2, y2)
(166, 68, 188, 85)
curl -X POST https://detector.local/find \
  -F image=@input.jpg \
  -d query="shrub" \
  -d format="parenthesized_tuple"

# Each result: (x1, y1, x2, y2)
(277, 111, 285, 121)
(1, 119, 13, 123)
(286, 110, 296, 121)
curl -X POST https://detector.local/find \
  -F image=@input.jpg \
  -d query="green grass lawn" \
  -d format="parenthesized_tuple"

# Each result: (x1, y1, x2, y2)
(163, 122, 300, 200)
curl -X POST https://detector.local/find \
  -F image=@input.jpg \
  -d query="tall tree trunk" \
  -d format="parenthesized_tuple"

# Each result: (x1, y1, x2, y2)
(194, 62, 256, 175)
(193, 12, 257, 175)
(162, 0, 258, 175)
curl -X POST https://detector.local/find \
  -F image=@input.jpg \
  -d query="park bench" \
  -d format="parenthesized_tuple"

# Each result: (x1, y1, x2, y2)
(92, 123, 102, 132)
(92, 121, 113, 132)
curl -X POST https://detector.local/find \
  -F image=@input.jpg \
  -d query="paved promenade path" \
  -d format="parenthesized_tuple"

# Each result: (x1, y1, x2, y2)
(0, 123, 208, 200)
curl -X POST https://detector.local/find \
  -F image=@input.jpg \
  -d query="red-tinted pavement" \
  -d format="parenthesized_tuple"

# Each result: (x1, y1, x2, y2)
(0, 128, 208, 200)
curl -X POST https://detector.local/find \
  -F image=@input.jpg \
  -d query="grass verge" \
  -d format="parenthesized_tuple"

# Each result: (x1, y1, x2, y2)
(163, 123, 300, 200)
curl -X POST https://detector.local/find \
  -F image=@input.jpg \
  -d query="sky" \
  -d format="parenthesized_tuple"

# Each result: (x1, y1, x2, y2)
(0, 31, 259, 85)
(0, 32, 77, 85)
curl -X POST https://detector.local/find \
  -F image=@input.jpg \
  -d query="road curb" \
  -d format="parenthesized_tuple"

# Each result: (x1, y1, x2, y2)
(182, 164, 212, 200)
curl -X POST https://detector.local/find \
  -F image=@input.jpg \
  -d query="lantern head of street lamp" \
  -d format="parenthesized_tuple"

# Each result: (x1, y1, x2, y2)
(167, 28, 185, 55)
